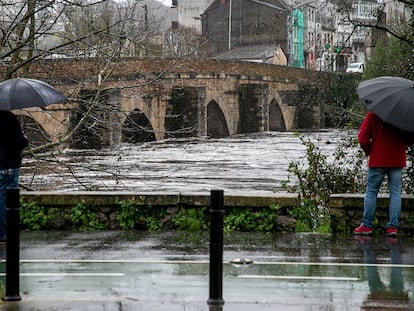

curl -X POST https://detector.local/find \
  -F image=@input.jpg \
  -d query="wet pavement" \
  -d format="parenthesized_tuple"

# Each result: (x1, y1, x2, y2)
(0, 231, 414, 310)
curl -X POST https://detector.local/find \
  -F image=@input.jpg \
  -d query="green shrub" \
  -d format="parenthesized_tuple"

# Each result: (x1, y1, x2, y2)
(283, 131, 366, 233)
(172, 208, 208, 231)
(20, 200, 60, 230)
(223, 204, 280, 232)
(70, 201, 107, 231)
(403, 146, 414, 194)
(289, 198, 330, 233)
(116, 197, 165, 231)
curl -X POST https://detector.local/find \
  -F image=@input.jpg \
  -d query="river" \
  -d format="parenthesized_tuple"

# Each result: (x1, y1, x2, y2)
(20, 130, 354, 194)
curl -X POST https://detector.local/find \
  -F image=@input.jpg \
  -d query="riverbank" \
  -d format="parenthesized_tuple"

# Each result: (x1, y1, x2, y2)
(19, 191, 414, 234)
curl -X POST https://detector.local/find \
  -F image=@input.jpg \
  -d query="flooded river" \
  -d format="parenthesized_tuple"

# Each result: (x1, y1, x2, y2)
(20, 130, 353, 193)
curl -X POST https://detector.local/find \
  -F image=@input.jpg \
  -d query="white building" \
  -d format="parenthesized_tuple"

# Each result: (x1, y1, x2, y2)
(172, 0, 213, 34)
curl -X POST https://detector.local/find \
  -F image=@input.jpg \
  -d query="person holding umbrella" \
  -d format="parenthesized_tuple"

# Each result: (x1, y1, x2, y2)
(353, 112, 410, 238)
(0, 111, 28, 242)
(0, 77, 67, 242)
(354, 76, 414, 238)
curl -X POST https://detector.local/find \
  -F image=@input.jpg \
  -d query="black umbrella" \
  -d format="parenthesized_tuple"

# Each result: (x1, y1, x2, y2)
(357, 76, 414, 133)
(0, 77, 67, 111)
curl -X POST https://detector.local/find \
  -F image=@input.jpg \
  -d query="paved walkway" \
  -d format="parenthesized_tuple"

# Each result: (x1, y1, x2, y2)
(0, 231, 414, 310)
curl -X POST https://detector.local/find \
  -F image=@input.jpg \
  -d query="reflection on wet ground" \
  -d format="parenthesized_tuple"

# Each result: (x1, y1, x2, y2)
(358, 236, 411, 310)
(0, 231, 412, 310)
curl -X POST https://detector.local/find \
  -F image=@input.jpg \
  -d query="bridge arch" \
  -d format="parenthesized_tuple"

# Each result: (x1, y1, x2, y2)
(267, 86, 296, 131)
(121, 91, 167, 141)
(204, 88, 238, 136)
(269, 98, 286, 131)
(14, 106, 70, 146)
(122, 108, 156, 143)
(18, 114, 50, 147)
(207, 100, 230, 138)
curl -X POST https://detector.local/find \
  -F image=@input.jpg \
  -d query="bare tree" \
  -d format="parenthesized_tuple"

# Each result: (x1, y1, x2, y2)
(61, 0, 168, 58)
(163, 24, 202, 57)
(0, 0, 181, 190)
(337, 0, 414, 47)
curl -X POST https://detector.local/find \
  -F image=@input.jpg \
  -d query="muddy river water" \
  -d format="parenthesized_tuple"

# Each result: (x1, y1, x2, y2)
(20, 130, 354, 193)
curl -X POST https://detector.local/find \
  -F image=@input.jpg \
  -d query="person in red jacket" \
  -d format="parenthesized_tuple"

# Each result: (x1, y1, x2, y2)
(353, 112, 411, 238)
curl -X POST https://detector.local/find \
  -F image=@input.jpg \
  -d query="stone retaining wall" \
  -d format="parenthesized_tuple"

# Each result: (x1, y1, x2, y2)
(19, 191, 414, 233)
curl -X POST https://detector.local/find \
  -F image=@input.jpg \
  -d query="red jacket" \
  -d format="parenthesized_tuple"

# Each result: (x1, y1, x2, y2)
(358, 112, 408, 168)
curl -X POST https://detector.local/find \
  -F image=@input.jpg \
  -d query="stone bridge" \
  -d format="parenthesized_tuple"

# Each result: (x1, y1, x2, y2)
(3, 58, 355, 148)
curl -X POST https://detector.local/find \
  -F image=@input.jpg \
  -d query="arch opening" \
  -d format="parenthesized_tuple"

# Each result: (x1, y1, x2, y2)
(207, 101, 229, 138)
(122, 108, 156, 143)
(17, 114, 50, 147)
(269, 99, 286, 131)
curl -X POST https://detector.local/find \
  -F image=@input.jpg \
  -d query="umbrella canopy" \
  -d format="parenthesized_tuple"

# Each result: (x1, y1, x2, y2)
(357, 76, 414, 133)
(0, 77, 67, 111)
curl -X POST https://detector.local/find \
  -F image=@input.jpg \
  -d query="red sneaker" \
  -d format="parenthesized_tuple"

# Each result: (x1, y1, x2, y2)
(353, 224, 373, 236)
(386, 227, 398, 238)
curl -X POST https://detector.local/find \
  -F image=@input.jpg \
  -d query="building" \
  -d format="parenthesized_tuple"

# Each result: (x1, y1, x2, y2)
(171, 0, 213, 34)
(343, 0, 382, 64)
(288, 0, 383, 71)
(213, 44, 288, 65)
(201, 0, 290, 57)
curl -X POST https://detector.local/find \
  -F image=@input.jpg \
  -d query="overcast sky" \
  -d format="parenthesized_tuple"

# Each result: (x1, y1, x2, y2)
(157, 0, 172, 6)
(113, 0, 172, 5)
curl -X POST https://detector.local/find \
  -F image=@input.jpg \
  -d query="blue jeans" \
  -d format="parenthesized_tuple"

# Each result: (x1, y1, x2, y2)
(0, 168, 19, 239)
(362, 167, 402, 229)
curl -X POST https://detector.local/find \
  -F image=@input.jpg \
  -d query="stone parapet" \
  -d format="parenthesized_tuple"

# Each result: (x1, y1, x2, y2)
(20, 191, 300, 209)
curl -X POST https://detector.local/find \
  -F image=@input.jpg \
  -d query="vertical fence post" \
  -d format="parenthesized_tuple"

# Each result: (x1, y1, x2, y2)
(207, 189, 225, 308)
(3, 187, 21, 301)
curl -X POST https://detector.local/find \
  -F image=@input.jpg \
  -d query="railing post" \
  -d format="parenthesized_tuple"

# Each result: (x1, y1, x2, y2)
(3, 187, 21, 301)
(207, 189, 225, 308)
